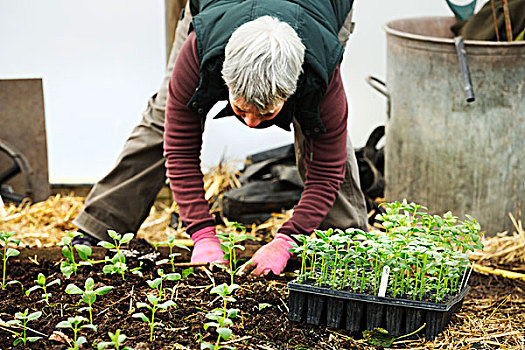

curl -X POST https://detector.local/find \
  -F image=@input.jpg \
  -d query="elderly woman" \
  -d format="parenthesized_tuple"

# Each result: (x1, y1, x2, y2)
(73, 0, 368, 276)
(164, 0, 368, 275)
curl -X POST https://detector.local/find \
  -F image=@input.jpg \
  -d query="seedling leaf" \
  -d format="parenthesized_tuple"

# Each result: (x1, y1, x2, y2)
(75, 244, 92, 259)
(217, 327, 232, 340)
(120, 233, 134, 244)
(56, 321, 71, 328)
(95, 286, 114, 295)
(6, 248, 20, 258)
(27, 311, 42, 321)
(98, 242, 115, 249)
(65, 284, 83, 295)
(132, 313, 149, 323)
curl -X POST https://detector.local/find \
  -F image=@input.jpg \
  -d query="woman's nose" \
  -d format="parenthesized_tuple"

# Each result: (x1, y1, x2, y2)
(243, 113, 260, 128)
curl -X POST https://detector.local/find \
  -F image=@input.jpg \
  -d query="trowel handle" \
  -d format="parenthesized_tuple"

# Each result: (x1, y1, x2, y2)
(454, 36, 475, 103)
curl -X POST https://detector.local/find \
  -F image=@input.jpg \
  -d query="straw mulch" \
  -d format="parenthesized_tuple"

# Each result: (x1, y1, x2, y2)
(470, 212, 525, 269)
(1, 162, 524, 349)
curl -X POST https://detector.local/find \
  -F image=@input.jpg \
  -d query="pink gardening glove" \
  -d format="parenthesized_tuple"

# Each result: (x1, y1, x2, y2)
(191, 226, 228, 265)
(242, 233, 294, 276)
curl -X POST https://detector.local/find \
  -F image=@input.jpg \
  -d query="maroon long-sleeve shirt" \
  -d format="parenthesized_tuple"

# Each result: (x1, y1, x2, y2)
(164, 31, 348, 237)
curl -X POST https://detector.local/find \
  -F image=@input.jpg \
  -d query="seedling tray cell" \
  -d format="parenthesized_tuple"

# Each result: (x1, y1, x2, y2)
(345, 299, 364, 332)
(306, 294, 325, 325)
(385, 305, 404, 336)
(326, 297, 345, 328)
(288, 282, 469, 340)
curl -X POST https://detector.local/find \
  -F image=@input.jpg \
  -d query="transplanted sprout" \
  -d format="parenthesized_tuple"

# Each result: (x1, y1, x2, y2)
(201, 283, 240, 350)
(56, 316, 97, 350)
(57, 231, 92, 279)
(216, 221, 254, 285)
(25, 273, 61, 304)
(6, 309, 42, 347)
(155, 235, 190, 272)
(65, 277, 114, 325)
(98, 230, 136, 280)
(97, 329, 133, 350)
(0, 231, 20, 289)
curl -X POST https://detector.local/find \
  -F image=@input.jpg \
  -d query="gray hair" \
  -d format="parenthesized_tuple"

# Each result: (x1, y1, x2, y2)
(221, 16, 305, 112)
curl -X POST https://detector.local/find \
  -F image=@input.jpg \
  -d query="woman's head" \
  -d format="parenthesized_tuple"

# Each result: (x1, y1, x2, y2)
(222, 16, 305, 127)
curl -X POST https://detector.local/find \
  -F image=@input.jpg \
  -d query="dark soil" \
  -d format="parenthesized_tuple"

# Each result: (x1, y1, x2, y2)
(0, 240, 364, 350)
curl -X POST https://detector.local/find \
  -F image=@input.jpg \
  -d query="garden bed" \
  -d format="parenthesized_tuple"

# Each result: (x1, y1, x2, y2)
(0, 240, 364, 350)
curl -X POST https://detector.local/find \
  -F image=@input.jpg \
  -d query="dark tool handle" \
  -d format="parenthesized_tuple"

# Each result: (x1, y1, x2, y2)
(454, 36, 475, 103)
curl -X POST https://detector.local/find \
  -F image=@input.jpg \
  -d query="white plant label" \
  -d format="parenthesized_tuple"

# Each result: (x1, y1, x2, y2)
(378, 265, 390, 297)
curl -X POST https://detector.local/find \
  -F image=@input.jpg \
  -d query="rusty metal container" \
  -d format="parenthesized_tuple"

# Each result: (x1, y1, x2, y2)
(384, 17, 525, 235)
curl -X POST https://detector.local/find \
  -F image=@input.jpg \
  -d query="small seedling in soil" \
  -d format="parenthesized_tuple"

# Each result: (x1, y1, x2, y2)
(25, 273, 61, 304)
(99, 230, 134, 280)
(0, 231, 20, 289)
(56, 316, 97, 350)
(132, 294, 176, 342)
(155, 235, 190, 272)
(5, 309, 42, 347)
(146, 268, 183, 301)
(363, 323, 426, 347)
(202, 283, 240, 350)
(165, 268, 194, 301)
(57, 231, 92, 278)
(216, 222, 254, 285)
(65, 277, 114, 325)
(97, 329, 133, 350)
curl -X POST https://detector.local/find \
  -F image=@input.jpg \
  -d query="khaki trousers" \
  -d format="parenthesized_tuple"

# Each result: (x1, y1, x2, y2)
(73, 3, 367, 241)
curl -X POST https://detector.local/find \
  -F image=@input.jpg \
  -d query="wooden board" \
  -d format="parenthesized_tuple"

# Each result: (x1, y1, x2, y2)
(0, 79, 50, 202)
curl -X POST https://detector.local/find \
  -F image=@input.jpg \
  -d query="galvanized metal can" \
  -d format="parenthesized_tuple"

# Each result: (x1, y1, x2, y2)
(384, 17, 525, 236)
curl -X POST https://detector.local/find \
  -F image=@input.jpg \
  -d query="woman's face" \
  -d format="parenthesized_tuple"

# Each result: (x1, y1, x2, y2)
(229, 91, 284, 128)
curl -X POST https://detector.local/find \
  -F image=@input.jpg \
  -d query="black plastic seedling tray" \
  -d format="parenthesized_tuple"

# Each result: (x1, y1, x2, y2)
(287, 282, 469, 340)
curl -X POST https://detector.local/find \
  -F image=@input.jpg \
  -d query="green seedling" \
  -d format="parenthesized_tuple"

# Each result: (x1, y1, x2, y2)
(25, 273, 61, 304)
(98, 230, 135, 280)
(155, 235, 190, 272)
(289, 234, 310, 283)
(132, 294, 176, 342)
(6, 309, 42, 347)
(0, 231, 20, 289)
(65, 278, 114, 325)
(363, 323, 426, 347)
(57, 231, 92, 278)
(133, 269, 181, 342)
(165, 268, 194, 301)
(146, 268, 182, 301)
(56, 316, 97, 350)
(216, 222, 254, 285)
(97, 329, 133, 350)
(201, 283, 240, 350)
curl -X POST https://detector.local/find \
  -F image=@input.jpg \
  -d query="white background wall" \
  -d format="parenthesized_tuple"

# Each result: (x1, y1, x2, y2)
(0, 0, 487, 183)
